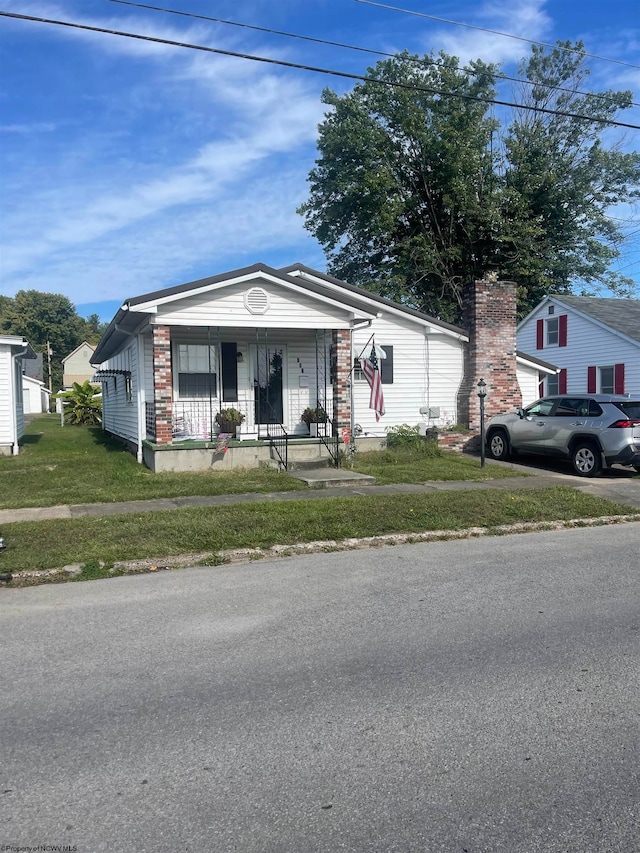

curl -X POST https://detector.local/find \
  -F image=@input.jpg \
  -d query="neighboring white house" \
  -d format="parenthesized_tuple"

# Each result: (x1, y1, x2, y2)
(22, 374, 51, 414)
(0, 335, 36, 456)
(91, 263, 556, 470)
(62, 341, 96, 389)
(517, 295, 640, 398)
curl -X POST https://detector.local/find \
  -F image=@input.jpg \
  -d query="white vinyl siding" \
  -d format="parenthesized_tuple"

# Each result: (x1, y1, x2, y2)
(99, 344, 138, 443)
(354, 316, 464, 434)
(0, 346, 13, 447)
(154, 279, 356, 330)
(516, 364, 543, 406)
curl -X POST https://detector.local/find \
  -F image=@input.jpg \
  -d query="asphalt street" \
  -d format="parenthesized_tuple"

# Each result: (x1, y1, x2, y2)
(1, 524, 639, 853)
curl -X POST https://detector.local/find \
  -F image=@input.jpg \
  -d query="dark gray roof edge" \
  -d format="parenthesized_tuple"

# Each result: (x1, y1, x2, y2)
(516, 350, 558, 372)
(91, 307, 128, 365)
(126, 262, 280, 307)
(280, 263, 467, 336)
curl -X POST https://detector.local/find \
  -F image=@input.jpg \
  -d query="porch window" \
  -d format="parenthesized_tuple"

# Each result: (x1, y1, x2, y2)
(177, 344, 217, 398)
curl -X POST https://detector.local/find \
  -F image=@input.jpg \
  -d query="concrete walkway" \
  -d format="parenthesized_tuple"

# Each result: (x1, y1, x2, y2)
(1, 461, 638, 525)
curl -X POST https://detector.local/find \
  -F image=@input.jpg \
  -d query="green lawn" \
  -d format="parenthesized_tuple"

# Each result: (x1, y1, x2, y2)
(0, 415, 307, 508)
(0, 487, 635, 575)
(350, 447, 527, 483)
(0, 415, 523, 509)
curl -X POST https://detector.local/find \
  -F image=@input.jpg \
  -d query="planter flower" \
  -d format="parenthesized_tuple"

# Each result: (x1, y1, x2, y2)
(215, 407, 245, 437)
(300, 406, 327, 426)
(301, 406, 328, 437)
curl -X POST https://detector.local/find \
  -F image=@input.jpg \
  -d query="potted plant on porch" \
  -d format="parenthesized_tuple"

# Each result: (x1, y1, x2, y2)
(215, 407, 245, 438)
(300, 406, 328, 437)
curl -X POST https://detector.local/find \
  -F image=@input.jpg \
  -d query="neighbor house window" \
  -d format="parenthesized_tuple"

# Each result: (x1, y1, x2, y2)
(177, 344, 217, 398)
(587, 363, 625, 394)
(536, 315, 567, 349)
(545, 368, 567, 396)
(546, 317, 559, 346)
(599, 366, 615, 394)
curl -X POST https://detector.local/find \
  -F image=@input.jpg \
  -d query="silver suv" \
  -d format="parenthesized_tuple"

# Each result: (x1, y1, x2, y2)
(485, 395, 640, 477)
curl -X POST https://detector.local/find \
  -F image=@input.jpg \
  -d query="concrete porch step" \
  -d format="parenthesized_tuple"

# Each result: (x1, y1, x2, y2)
(288, 458, 336, 471)
(287, 468, 376, 488)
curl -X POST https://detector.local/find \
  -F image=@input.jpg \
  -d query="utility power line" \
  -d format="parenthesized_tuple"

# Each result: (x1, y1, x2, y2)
(355, 0, 640, 72)
(107, 0, 640, 110)
(1, 10, 639, 130)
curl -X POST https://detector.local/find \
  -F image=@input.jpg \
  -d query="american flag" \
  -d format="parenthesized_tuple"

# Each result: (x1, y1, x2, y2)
(361, 343, 385, 421)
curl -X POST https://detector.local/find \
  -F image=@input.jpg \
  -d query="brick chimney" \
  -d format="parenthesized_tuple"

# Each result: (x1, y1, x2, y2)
(458, 275, 522, 430)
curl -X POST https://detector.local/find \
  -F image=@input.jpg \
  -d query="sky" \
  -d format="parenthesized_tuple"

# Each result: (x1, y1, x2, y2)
(1, 0, 639, 322)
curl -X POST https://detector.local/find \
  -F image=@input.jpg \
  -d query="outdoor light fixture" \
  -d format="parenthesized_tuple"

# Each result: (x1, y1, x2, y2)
(477, 379, 487, 468)
(236, 351, 244, 363)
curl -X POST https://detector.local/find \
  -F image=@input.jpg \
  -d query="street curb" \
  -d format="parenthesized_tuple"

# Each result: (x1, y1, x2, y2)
(6, 513, 640, 585)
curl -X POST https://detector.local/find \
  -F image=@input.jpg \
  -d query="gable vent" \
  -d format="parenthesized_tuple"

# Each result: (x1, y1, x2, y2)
(244, 287, 270, 315)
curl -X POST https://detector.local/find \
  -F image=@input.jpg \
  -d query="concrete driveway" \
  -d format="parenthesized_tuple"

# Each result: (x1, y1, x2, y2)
(486, 455, 640, 509)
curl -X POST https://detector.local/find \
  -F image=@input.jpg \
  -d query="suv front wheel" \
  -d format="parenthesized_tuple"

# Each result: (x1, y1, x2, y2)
(571, 442, 602, 477)
(488, 429, 510, 461)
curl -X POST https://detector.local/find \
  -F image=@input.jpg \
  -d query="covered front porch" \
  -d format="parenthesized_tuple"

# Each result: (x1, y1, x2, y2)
(142, 323, 354, 470)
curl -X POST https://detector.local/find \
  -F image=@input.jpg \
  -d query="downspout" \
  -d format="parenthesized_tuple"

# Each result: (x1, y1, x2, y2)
(136, 333, 145, 464)
(10, 342, 29, 456)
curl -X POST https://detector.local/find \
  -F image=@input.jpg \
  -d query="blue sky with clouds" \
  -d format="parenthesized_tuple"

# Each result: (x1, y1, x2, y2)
(1, 0, 639, 321)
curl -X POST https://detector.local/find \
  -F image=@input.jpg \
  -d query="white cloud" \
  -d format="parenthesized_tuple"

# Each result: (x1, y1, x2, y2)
(419, 0, 552, 66)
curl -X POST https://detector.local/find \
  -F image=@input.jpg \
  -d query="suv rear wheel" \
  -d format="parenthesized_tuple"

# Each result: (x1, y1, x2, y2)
(488, 429, 509, 461)
(571, 442, 602, 477)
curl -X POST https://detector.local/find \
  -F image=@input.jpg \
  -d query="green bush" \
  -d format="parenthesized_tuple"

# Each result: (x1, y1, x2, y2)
(385, 423, 441, 455)
(55, 381, 102, 426)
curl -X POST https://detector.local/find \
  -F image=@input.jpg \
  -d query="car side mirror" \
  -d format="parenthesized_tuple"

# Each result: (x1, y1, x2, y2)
(517, 408, 526, 419)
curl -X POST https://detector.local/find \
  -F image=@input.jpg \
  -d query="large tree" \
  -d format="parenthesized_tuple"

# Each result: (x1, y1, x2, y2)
(299, 43, 639, 322)
(0, 290, 86, 390)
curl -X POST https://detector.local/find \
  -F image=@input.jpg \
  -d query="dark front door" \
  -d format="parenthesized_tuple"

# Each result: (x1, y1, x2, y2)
(254, 346, 284, 425)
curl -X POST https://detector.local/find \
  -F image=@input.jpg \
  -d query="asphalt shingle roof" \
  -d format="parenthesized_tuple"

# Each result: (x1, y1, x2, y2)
(556, 295, 640, 343)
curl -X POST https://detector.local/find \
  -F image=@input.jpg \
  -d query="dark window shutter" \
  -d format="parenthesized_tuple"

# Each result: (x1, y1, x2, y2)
(587, 366, 596, 394)
(614, 363, 625, 394)
(380, 346, 393, 384)
(536, 319, 544, 350)
(559, 315, 568, 347)
(559, 368, 567, 394)
(221, 342, 238, 402)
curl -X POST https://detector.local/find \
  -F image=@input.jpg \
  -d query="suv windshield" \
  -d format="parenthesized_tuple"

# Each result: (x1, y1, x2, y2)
(614, 401, 640, 419)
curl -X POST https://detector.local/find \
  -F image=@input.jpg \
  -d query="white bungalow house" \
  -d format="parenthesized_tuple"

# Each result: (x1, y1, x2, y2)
(0, 334, 36, 456)
(91, 263, 556, 471)
(517, 295, 640, 397)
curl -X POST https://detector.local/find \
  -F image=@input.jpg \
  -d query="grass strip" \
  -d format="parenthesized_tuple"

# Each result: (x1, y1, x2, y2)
(0, 487, 635, 573)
